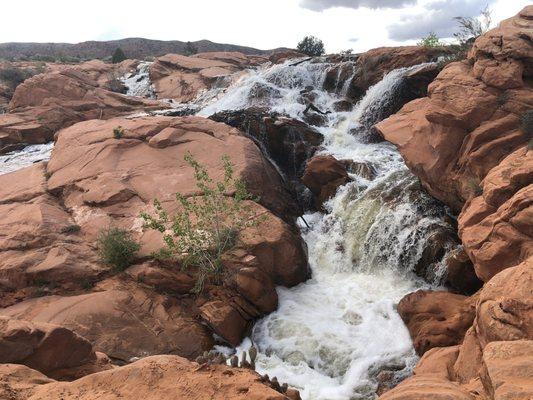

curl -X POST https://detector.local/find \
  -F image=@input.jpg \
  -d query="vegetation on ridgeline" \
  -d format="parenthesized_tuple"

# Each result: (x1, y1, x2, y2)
(417, 32, 441, 48)
(184, 41, 198, 56)
(141, 153, 260, 294)
(0, 64, 44, 93)
(112, 47, 127, 64)
(297, 36, 325, 56)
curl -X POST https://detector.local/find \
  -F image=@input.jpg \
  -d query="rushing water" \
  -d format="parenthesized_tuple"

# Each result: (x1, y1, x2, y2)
(0, 142, 53, 175)
(121, 61, 156, 98)
(0, 58, 453, 398)
(201, 60, 453, 399)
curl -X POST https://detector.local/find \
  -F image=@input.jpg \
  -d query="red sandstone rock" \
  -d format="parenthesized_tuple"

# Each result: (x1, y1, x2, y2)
(0, 115, 307, 359)
(375, 7, 532, 285)
(397, 290, 475, 355)
(0, 355, 292, 400)
(149, 52, 254, 102)
(0, 317, 94, 375)
(301, 155, 350, 209)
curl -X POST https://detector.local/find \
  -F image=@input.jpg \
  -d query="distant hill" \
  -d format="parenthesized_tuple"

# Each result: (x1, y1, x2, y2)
(0, 38, 288, 61)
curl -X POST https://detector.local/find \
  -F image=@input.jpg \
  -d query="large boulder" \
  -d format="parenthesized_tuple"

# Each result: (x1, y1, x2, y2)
(397, 290, 476, 355)
(0, 355, 294, 400)
(338, 46, 451, 100)
(384, 258, 533, 400)
(0, 115, 308, 355)
(1, 281, 213, 362)
(0, 317, 95, 375)
(301, 154, 349, 209)
(458, 146, 532, 282)
(210, 108, 323, 180)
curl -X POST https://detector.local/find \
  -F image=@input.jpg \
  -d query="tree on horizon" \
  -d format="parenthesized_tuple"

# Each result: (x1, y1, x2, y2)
(112, 47, 126, 63)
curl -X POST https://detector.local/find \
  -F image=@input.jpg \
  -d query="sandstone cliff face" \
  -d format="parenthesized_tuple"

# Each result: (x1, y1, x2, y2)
(378, 6, 533, 400)
(376, 6, 533, 283)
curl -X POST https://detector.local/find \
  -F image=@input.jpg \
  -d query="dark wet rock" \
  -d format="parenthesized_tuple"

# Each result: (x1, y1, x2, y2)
(444, 247, 483, 295)
(210, 107, 324, 209)
(414, 225, 459, 284)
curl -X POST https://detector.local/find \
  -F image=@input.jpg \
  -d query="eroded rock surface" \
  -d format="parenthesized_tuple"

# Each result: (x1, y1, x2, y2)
(378, 7, 533, 399)
(0, 355, 294, 400)
(0, 115, 308, 359)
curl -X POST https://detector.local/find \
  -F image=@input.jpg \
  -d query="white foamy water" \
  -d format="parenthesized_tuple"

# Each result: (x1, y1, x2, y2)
(121, 61, 155, 98)
(0, 143, 53, 175)
(203, 60, 452, 399)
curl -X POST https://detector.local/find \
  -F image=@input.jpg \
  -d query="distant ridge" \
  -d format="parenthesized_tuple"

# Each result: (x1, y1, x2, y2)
(0, 38, 289, 61)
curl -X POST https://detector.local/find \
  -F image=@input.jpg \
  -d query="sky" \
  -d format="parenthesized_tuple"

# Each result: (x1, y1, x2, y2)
(0, 0, 529, 53)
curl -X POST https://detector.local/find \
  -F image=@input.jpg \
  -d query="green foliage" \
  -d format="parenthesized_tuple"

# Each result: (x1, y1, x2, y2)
(0, 67, 34, 90)
(113, 126, 124, 139)
(454, 6, 491, 46)
(297, 36, 325, 57)
(97, 227, 140, 271)
(112, 47, 127, 64)
(467, 178, 483, 197)
(497, 91, 509, 107)
(418, 32, 441, 48)
(141, 153, 259, 293)
(61, 224, 81, 234)
(520, 110, 533, 136)
(184, 41, 198, 56)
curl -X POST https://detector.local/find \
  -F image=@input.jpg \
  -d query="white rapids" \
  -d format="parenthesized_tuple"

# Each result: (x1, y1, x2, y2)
(121, 61, 155, 98)
(202, 60, 453, 399)
(0, 142, 53, 175)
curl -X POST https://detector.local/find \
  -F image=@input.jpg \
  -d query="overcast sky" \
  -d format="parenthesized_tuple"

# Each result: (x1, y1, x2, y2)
(0, 0, 529, 52)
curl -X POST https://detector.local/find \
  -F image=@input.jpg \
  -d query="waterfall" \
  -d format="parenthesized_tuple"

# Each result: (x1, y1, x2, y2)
(203, 61, 454, 399)
(0, 142, 53, 175)
(121, 61, 155, 98)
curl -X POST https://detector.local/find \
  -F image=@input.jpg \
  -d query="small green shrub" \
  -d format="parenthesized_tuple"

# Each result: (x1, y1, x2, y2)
(113, 126, 124, 139)
(418, 32, 441, 48)
(97, 227, 140, 271)
(0, 67, 34, 90)
(141, 153, 260, 293)
(61, 224, 81, 234)
(467, 178, 483, 197)
(497, 91, 509, 107)
(520, 110, 533, 136)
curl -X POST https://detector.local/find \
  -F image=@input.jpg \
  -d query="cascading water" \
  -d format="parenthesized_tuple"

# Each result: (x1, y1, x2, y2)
(0, 142, 53, 175)
(200, 60, 454, 399)
(121, 61, 156, 98)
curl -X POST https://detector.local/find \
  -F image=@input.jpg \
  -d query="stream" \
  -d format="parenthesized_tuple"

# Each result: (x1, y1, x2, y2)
(1, 58, 454, 399)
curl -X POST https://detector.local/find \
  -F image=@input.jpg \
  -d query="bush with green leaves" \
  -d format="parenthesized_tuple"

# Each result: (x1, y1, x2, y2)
(418, 32, 441, 48)
(297, 36, 325, 57)
(113, 126, 124, 139)
(520, 110, 533, 136)
(97, 227, 140, 271)
(0, 67, 35, 91)
(141, 153, 259, 293)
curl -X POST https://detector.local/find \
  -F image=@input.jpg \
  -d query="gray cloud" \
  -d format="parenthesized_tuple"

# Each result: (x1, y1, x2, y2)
(349, 37, 359, 42)
(300, 0, 416, 11)
(387, 0, 495, 41)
